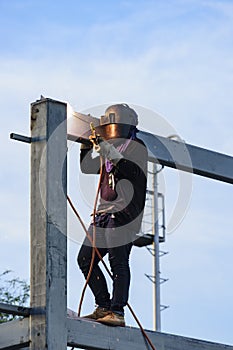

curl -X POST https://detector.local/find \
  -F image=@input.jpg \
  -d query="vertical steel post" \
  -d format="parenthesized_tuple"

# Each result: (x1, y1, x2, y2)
(30, 98, 67, 349)
(152, 163, 161, 331)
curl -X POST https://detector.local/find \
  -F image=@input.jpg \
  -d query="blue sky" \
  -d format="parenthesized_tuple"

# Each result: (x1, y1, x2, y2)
(1, 0, 233, 346)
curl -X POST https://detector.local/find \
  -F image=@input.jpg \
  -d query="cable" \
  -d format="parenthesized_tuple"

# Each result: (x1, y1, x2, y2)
(67, 197, 157, 350)
(76, 157, 103, 317)
(67, 192, 111, 279)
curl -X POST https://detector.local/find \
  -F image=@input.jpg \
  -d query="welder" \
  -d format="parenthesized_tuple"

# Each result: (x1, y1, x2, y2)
(77, 103, 148, 326)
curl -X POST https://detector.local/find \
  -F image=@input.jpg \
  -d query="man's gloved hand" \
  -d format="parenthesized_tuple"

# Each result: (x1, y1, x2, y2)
(94, 140, 123, 165)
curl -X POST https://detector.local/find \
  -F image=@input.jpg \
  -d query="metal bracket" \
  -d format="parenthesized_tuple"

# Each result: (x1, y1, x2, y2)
(144, 274, 169, 285)
(160, 304, 170, 312)
(0, 302, 46, 317)
(10, 133, 46, 143)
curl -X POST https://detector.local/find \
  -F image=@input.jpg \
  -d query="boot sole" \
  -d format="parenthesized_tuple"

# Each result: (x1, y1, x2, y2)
(96, 319, 125, 327)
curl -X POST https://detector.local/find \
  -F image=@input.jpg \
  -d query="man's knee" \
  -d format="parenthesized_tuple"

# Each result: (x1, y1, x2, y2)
(109, 255, 129, 272)
(77, 250, 90, 273)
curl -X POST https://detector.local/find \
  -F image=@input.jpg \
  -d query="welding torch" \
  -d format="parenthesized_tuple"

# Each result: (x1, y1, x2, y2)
(89, 122, 102, 151)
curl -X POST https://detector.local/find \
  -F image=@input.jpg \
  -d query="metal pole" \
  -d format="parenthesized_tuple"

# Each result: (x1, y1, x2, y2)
(152, 162, 161, 331)
(30, 98, 67, 349)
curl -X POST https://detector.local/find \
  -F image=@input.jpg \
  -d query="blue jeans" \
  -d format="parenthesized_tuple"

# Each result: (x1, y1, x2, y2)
(77, 214, 133, 315)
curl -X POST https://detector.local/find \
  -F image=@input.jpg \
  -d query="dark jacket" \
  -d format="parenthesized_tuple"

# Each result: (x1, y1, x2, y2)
(80, 138, 148, 233)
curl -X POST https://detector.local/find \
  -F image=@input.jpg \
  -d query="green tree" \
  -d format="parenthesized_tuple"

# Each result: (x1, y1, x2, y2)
(0, 270, 30, 323)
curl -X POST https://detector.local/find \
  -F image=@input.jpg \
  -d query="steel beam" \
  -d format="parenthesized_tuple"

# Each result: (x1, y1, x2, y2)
(1, 317, 233, 350)
(67, 114, 233, 184)
(67, 318, 233, 350)
(30, 98, 67, 349)
(0, 303, 30, 317)
(0, 319, 29, 349)
(138, 131, 233, 184)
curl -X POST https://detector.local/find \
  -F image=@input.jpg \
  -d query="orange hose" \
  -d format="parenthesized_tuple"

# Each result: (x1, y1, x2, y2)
(76, 156, 103, 317)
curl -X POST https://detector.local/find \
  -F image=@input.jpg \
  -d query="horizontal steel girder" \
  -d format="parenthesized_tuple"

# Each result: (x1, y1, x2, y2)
(139, 131, 233, 184)
(67, 112, 233, 184)
(1, 317, 233, 350)
(68, 127, 233, 184)
(0, 302, 30, 317)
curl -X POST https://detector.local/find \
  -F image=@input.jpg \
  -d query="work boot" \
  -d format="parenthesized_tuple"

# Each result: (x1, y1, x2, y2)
(97, 312, 125, 327)
(81, 306, 111, 320)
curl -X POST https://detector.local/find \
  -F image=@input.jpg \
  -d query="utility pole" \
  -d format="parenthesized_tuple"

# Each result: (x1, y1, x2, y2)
(152, 163, 161, 332)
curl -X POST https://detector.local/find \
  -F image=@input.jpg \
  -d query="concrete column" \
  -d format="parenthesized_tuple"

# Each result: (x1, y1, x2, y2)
(30, 98, 67, 349)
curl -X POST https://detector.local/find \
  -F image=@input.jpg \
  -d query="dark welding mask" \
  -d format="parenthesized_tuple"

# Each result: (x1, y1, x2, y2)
(96, 104, 138, 140)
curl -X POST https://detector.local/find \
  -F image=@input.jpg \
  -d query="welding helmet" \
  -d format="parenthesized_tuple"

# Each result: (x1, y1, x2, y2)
(97, 104, 138, 140)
